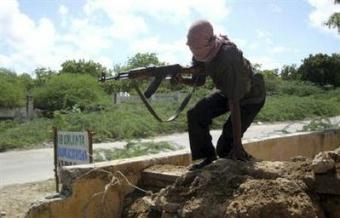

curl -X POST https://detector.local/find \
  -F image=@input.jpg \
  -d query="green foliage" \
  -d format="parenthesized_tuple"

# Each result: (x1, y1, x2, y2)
(32, 74, 110, 111)
(126, 52, 165, 69)
(257, 94, 340, 122)
(0, 120, 18, 133)
(60, 59, 110, 78)
(108, 53, 167, 94)
(0, 68, 26, 107)
(277, 80, 323, 97)
(260, 69, 282, 94)
(1, 88, 340, 151)
(298, 53, 340, 87)
(18, 73, 34, 91)
(34, 68, 57, 87)
(93, 141, 176, 161)
(51, 101, 187, 142)
(302, 117, 340, 132)
(325, 12, 340, 32)
(280, 64, 301, 80)
(0, 118, 52, 151)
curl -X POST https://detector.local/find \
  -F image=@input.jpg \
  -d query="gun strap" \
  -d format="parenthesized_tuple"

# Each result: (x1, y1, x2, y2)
(133, 82, 196, 122)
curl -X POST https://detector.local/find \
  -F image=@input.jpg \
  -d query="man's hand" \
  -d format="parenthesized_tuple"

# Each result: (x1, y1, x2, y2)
(170, 74, 184, 86)
(228, 144, 251, 161)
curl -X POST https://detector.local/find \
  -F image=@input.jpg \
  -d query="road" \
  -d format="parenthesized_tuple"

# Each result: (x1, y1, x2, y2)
(1, 117, 339, 187)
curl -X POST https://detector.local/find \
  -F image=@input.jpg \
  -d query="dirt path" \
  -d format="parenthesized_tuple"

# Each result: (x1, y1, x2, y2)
(0, 180, 55, 218)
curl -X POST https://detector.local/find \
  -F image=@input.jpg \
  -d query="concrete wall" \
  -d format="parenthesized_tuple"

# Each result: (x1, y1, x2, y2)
(26, 129, 340, 218)
(244, 129, 340, 161)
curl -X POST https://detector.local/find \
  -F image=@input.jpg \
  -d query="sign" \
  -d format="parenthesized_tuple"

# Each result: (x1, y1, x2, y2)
(57, 131, 91, 165)
(53, 128, 93, 192)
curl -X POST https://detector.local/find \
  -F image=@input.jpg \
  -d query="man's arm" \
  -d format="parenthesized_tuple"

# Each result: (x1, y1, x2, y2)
(229, 99, 249, 161)
(229, 99, 242, 145)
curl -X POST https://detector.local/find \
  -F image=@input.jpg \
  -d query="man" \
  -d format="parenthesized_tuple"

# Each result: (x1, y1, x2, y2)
(176, 20, 266, 170)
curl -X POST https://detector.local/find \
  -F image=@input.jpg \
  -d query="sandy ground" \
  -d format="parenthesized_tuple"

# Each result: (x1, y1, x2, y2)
(0, 179, 55, 218)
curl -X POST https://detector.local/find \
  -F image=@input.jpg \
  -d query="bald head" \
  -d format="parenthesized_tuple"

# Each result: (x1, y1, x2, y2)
(187, 20, 214, 48)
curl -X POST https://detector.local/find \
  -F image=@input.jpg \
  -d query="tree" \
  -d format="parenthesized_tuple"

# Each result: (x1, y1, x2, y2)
(280, 64, 301, 80)
(325, 0, 340, 32)
(18, 73, 34, 91)
(106, 53, 166, 94)
(298, 53, 340, 87)
(60, 59, 110, 78)
(126, 52, 165, 69)
(34, 67, 57, 87)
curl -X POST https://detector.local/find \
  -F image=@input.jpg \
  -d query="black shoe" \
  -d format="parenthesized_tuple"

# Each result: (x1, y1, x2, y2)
(188, 156, 217, 171)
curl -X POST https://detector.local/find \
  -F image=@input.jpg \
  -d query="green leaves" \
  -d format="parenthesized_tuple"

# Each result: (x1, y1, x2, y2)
(0, 68, 26, 108)
(60, 59, 111, 78)
(298, 53, 340, 87)
(325, 12, 340, 32)
(32, 74, 109, 111)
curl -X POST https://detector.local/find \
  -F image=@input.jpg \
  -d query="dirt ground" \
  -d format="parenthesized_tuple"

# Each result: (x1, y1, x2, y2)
(123, 157, 339, 218)
(0, 179, 55, 218)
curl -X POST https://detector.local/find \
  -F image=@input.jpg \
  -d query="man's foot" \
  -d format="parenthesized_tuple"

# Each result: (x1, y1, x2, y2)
(188, 156, 217, 171)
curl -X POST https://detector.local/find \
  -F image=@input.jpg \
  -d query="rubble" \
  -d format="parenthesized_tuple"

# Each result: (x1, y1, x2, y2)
(124, 146, 340, 218)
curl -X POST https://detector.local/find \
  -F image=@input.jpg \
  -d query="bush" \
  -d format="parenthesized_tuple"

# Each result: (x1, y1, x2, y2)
(257, 95, 340, 122)
(277, 80, 324, 96)
(260, 70, 282, 95)
(1, 88, 340, 151)
(0, 118, 52, 151)
(0, 81, 25, 108)
(33, 74, 110, 111)
(51, 101, 188, 142)
(0, 69, 26, 108)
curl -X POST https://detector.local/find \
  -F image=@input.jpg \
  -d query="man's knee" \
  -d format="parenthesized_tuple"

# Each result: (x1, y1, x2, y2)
(187, 107, 197, 123)
(188, 102, 212, 125)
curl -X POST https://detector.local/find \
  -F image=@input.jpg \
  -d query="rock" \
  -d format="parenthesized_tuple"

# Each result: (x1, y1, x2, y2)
(312, 152, 335, 174)
(290, 155, 308, 162)
(162, 202, 180, 213)
(314, 173, 340, 195)
(161, 211, 178, 218)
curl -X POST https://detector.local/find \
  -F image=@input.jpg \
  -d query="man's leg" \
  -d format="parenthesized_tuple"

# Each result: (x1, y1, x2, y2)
(187, 91, 229, 161)
(216, 99, 265, 158)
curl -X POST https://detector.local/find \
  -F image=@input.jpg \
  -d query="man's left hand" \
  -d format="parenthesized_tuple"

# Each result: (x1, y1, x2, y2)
(228, 144, 251, 161)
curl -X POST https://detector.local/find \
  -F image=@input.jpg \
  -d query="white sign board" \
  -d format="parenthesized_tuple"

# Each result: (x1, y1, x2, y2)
(57, 131, 91, 165)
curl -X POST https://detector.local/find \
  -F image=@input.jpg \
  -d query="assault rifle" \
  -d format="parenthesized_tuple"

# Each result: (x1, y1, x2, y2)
(99, 64, 204, 122)
(99, 64, 202, 98)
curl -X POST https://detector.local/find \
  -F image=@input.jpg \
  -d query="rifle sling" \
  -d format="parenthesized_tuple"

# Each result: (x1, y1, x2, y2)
(133, 82, 196, 122)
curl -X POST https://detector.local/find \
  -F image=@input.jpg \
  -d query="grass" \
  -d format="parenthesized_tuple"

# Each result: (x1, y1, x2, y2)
(256, 94, 340, 122)
(1, 88, 340, 152)
(93, 141, 177, 162)
(301, 117, 340, 132)
(0, 118, 53, 151)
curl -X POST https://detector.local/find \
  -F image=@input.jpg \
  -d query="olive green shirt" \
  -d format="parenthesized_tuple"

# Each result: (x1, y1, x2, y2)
(194, 43, 266, 105)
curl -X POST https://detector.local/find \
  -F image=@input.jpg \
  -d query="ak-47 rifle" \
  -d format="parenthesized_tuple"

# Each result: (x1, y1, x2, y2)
(99, 64, 203, 122)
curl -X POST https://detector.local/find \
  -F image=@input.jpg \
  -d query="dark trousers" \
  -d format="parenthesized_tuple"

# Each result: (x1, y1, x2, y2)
(187, 91, 265, 160)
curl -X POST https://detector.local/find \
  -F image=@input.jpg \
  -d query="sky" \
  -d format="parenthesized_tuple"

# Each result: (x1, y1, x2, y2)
(0, 0, 339, 75)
